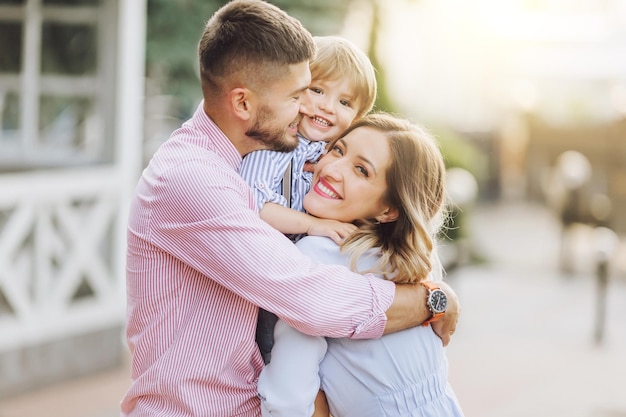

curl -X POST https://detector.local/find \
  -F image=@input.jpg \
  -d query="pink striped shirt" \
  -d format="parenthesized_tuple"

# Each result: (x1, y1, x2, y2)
(121, 102, 395, 417)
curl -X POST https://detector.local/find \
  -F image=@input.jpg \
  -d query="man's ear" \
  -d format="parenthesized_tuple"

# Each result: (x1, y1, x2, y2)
(230, 87, 252, 121)
(375, 206, 399, 224)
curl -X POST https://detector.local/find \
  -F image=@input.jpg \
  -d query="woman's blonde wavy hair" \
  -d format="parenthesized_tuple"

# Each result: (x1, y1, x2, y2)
(335, 112, 447, 284)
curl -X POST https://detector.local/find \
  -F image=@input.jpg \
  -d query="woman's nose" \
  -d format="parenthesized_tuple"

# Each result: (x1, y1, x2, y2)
(320, 158, 344, 181)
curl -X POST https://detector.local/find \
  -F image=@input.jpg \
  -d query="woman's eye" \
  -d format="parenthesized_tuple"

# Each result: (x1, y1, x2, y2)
(331, 145, 344, 156)
(356, 165, 369, 177)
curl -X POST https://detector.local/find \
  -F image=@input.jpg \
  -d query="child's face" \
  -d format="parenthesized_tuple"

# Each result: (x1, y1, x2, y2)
(298, 77, 359, 143)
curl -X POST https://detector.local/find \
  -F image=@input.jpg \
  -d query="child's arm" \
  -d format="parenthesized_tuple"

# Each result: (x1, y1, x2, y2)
(260, 202, 356, 244)
(239, 150, 292, 211)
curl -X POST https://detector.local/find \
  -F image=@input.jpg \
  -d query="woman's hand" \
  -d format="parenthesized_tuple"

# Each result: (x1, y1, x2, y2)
(312, 390, 330, 417)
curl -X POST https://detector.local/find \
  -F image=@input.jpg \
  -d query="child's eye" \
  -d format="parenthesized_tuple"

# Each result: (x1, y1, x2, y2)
(340, 99, 351, 107)
(330, 145, 344, 156)
(309, 87, 323, 95)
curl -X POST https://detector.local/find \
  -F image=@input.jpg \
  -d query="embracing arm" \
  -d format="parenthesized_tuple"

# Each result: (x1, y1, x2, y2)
(385, 280, 460, 346)
(260, 202, 356, 244)
(149, 161, 396, 338)
(257, 320, 327, 417)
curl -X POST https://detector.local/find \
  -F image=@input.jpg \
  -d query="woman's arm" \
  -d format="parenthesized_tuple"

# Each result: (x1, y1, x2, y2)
(258, 320, 328, 417)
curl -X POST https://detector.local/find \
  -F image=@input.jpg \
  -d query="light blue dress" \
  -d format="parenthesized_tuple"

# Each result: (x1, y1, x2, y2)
(257, 235, 464, 417)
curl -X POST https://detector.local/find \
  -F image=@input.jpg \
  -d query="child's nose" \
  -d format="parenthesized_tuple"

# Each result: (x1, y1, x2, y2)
(320, 99, 335, 114)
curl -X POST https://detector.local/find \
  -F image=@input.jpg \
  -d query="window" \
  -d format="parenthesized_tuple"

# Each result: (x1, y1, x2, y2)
(0, 0, 117, 171)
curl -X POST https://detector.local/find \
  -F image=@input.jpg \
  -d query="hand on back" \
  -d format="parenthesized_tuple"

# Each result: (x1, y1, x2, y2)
(430, 280, 460, 347)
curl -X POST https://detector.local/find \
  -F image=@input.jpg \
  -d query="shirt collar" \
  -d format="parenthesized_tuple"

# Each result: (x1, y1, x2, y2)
(191, 100, 242, 170)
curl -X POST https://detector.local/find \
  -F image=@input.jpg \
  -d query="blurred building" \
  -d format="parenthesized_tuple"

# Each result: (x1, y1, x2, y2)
(379, 0, 626, 232)
(0, 0, 145, 396)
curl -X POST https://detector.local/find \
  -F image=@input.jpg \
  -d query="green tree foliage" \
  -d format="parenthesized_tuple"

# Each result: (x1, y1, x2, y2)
(368, 0, 394, 113)
(146, 0, 223, 118)
(271, 0, 352, 35)
(146, 0, 352, 119)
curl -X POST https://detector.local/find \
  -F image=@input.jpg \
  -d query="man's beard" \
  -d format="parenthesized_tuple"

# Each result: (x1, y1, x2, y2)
(246, 105, 299, 153)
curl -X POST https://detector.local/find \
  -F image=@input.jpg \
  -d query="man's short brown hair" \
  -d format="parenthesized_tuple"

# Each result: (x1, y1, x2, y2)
(198, 0, 316, 96)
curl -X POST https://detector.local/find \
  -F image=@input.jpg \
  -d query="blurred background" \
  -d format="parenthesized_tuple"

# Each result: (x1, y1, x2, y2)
(1, 0, 625, 416)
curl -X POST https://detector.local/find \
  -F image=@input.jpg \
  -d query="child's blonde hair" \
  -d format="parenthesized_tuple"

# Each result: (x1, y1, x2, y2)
(310, 36, 377, 119)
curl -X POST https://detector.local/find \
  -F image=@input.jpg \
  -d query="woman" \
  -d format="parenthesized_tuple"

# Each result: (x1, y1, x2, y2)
(257, 112, 464, 417)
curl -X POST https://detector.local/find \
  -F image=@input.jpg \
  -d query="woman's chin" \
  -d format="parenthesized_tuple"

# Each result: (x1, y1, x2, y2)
(303, 200, 326, 219)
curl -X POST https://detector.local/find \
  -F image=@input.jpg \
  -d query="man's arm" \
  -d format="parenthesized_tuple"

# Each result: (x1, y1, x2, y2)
(260, 202, 356, 244)
(385, 280, 459, 346)
(151, 162, 394, 339)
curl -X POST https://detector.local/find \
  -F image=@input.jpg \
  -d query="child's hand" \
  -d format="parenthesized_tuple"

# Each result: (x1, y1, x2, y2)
(307, 219, 357, 244)
(303, 161, 317, 173)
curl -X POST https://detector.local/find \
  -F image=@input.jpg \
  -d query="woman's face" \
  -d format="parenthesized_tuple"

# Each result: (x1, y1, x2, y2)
(303, 126, 397, 223)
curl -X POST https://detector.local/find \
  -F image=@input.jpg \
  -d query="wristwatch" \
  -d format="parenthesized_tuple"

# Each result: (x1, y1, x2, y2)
(421, 281, 447, 326)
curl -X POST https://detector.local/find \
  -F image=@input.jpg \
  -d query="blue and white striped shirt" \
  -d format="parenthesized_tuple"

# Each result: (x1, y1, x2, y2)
(239, 134, 327, 213)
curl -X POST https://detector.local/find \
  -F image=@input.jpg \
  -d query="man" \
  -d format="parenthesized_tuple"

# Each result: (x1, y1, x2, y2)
(121, 1, 459, 416)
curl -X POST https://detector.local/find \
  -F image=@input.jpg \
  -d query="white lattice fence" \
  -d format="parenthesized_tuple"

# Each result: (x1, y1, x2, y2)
(0, 167, 126, 354)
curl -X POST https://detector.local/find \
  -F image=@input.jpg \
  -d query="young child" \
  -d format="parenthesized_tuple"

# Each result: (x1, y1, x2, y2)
(238, 35, 378, 365)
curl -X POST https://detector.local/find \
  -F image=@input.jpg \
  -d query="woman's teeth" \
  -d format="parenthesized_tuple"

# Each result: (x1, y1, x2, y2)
(317, 181, 339, 198)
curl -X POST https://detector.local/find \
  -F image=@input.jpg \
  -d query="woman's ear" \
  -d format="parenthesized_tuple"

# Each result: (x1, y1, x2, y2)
(375, 206, 399, 224)
(230, 87, 252, 121)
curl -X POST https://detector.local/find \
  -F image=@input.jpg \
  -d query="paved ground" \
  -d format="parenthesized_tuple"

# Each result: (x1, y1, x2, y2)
(1, 200, 625, 417)
(445, 201, 626, 417)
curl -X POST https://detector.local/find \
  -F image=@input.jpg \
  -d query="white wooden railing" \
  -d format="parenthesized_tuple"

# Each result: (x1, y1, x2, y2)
(0, 167, 128, 353)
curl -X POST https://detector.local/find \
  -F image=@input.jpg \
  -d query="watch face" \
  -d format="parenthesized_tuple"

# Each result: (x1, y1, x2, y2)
(429, 289, 448, 314)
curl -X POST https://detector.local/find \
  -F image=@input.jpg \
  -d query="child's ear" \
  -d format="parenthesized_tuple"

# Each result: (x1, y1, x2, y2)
(376, 206, 399, 224)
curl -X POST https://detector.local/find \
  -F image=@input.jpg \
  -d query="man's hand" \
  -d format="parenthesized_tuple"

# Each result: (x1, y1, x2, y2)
(384, 277, 460, 337)
(307, 218, 357, 245)
(430, 280, 459, 346)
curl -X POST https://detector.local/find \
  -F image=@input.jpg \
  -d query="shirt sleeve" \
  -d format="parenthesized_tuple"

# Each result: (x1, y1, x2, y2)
(257, 320, 327, 417)
(147, 157, 395, 339)
(239, 149, 291, 211)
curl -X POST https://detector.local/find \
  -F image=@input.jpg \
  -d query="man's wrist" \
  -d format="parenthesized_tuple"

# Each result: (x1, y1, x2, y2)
(420, 281, 448, 326)
(383, 283, 431, 335)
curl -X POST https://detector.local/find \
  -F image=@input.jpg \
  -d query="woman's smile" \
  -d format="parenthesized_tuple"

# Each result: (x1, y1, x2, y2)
(312, 178, 340, 199)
